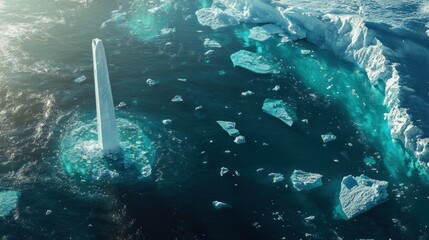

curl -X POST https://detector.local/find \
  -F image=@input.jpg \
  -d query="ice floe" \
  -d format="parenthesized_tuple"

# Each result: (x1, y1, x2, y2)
(290, 170, 323, 191)
(268, 173, 284, 183)
(212, 200, 231, 210)
(0, 190, 20, 217)
(230, 50, 279, 74)
(262, 98, 296, 127)
(234, 135, 246, 144)
(339, 175, 388, 219)
(321, 133, 336, 143)
(217, 121, 240, 137)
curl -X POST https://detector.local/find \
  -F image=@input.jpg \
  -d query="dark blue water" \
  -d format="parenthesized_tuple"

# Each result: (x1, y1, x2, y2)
(1, 0, 429, 239)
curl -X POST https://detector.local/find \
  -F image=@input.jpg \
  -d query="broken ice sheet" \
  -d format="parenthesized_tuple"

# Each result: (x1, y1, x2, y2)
(217, 121, 240, 137)
(220, 167, 229, 176)
(262, 99, 297, 126)
(321, 133, 336, 143)
(230, 50, 279, 74)
(248, 24, 284, 42)
(203, 38, 222, 48)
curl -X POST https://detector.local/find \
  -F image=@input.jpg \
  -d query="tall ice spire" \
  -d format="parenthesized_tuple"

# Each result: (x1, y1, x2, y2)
(92, 38, 120, 153)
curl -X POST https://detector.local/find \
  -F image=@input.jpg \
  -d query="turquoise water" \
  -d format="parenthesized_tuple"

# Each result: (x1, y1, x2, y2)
(1, 0, 429, 239)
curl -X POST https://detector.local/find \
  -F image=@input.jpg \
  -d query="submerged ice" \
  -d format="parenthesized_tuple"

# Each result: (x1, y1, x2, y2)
(339, 175, 388, 219)
(0, 190, 20, 217)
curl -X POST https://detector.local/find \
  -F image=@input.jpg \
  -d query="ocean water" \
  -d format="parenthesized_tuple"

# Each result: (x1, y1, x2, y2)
(1, 0, 429, 239)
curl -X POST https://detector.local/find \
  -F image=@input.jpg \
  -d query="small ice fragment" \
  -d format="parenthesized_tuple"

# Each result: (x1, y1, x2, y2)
(224, 150, 231, 154)
(0, 191, 20, 217)
(256, 168, 264, 172)
(230, 50, 279, 74)
(212, 201, 231, 210)
(146, 78, 158, 86)
(217, 121, 240, 137)
(73, 75, 87, 83)
(160, 27, 175, 35)
(304, 216, 315, 221)
(162, 119, 172, 125)
(321, 133, 336, 143)
(204, 50, 214, 55)
(272, 85, 280, 91)
(339, 175, 389, 219)
(204, 38, 222, 48)
(262, 99, 297, 127)
(116, 101, 126, 108)
(241, 90, 254, 97)
(171, 95, 183, 102)
(364, 157, 377, 166)
(235, 170, 240, 176)
(177, 78, 187, 82)
(195, 105, 203, 110)
(218, 70, 226, 75)
(268, 173, 284, 183)
(141, 165, 152, 177)
(46, 210, 52, 216)
(220, 167, 229, 176)
(301, 119, 309, 124)
(248, 26, 272, 41)
(290, 170, 323, 191)
(301, 49, 311, 55)
(262, 142, 268, 146)
(234, 135, 246, 144)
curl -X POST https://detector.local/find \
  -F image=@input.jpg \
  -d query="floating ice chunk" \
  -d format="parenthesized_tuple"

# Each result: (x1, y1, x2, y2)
(300, 49, 311, 55)
(290, 170, 323, 191)
(256, 168, 264, 172)
(0, 190, 20, 217)
(230, 50, 279, 74)
(171, 95, 183, 102)
(321, 133, 336, 143)
(218, 70, 226, 75)
(116, 101, 126, 108)
(364, 157, 377, 166)
(304, 216, 315, 221)
(45, 210, 52, 216)
(195, 105, 203, 111)
(339, 175, 389, 219)
(195, 7, 240, 30)
(234, 135, 246, 144)
(220, 167, 229, 176)
(141, 165, 152, 177)
(177, 78, 187, 82)
(212, 201, 231, 210)
(204, 38, 222, 48)
(249, 26, 272, 41)
(272, 85, 280, 91)
(160, 27, 175, 35)
(301, 119, 309, 124)
(73, 75, 87, 83)
(241, 90, 254, 97)
(249, 24, 284, 41)
(162, 119, 172, 125)
(262, 99, 297, 127)
(204, 50, 214, 55)
(146, 78, 158, 86)
(217, 121, 240, 137)
(268, 173, 284, 183)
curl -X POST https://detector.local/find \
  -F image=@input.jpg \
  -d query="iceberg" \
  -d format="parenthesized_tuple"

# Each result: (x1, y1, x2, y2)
(217, 121, 240, 137)
(230, 50, 279, 74)
(321, 133, 336, 143)
(234, 135, 246, 144)
(212, 201, 231, 210)
(339, 175, 388, 219)
(290, 170, 323, 191)
(268, 173, 284, 183)
(0, 190, 20, 217)
(262, 99, 296, 127)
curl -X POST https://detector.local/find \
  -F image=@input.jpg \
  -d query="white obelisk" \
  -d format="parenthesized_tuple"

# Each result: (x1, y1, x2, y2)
(92, 38, 120, 154)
